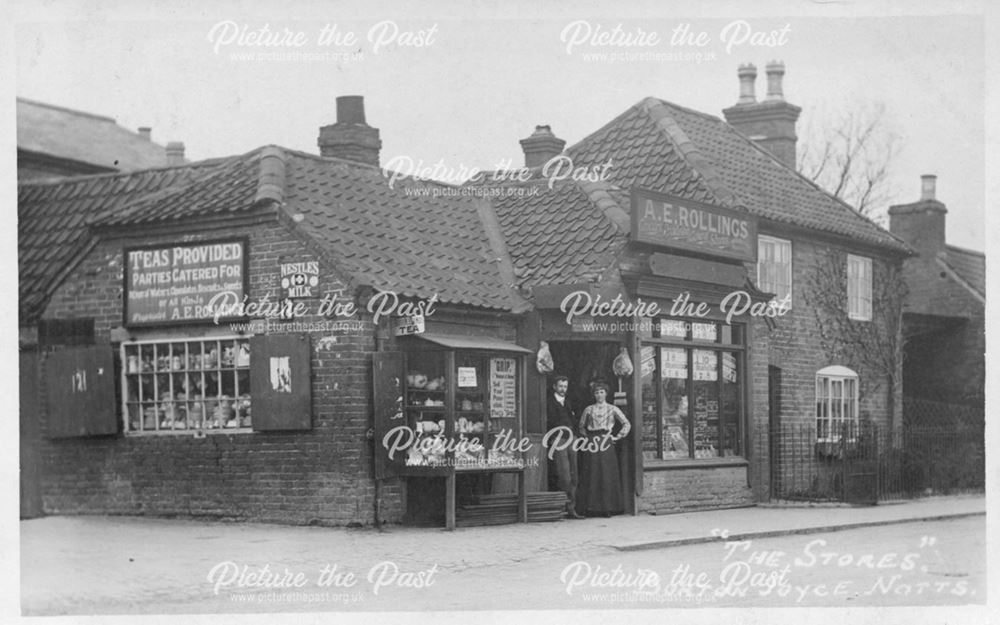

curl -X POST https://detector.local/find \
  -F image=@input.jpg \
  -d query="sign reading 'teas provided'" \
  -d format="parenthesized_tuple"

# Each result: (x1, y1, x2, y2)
(124, 238, 248, 326)
(631, 188, 757, 262)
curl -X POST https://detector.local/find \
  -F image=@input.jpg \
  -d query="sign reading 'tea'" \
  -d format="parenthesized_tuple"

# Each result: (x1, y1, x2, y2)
(630, 188, 757, 262)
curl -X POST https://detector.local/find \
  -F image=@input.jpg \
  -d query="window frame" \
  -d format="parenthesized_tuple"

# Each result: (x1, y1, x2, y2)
(640, 319, 747, 462)
(847, 254, 873, 321)
(815, 365, 859, 443)
(120, 334, 253, 436)
(756, 235, 793, 308)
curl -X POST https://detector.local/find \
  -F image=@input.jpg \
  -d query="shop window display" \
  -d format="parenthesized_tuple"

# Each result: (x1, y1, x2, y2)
(640, 319, 745, 461)
(122, 337, 252, 433)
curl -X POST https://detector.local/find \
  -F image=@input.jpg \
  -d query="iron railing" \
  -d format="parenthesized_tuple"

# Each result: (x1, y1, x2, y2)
(764, 419, 984, 504)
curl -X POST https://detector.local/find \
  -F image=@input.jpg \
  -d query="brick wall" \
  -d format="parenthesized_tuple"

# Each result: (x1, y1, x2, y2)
(757, 234, 903, 495)
(37, 219, 405, 526)
(638, 465, 753, 513)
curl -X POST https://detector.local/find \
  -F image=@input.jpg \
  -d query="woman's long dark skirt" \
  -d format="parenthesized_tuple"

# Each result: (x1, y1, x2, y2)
(575, 430, 623, 516)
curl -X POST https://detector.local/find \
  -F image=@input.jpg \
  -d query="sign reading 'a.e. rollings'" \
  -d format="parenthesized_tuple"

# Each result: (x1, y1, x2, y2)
(631, 188, 758, 262)
(124, 239, 248, 326)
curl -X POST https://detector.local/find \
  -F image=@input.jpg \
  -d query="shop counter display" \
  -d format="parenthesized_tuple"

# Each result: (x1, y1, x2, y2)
(373, 335, 531, 528)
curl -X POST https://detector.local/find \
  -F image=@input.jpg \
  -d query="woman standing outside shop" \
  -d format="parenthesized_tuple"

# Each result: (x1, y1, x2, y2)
(576, 382, 631, 517)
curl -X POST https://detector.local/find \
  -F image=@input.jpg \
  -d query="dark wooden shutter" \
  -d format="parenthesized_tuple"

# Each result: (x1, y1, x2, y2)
(44, 345, 117, 437)
(250, 334, 312, 431)
(372, 351, 405, 479)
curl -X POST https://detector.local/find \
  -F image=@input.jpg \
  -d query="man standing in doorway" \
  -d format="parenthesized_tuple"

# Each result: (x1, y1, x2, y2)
(547, 375, 583, 519)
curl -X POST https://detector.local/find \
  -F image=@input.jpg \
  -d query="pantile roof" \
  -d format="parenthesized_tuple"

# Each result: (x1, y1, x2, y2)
(281, 150, 524, 311)
(490, 179, 628, 288)
(567, 98, 910, 253)
(943, 245, 985, 300)
(19, 146, 526, 323)
(18, 162, 219, 324)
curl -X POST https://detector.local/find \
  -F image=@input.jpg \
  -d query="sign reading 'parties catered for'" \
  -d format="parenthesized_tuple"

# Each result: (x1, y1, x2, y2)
(631, 188, 757, 262)
(124, 239, 248, 326)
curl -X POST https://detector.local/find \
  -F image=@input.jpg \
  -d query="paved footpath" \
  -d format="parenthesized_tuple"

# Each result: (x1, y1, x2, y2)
(20, 495, 985, 615)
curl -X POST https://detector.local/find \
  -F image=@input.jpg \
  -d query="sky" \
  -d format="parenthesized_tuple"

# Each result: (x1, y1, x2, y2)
(7, 2, 990, 252)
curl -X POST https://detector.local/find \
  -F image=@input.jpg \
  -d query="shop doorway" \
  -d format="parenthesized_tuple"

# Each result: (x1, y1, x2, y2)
(547, 340, 635, 514)
(548, 341, 625, 413)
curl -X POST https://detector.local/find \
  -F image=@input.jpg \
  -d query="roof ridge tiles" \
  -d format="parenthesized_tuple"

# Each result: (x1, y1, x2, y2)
(17, 96, 117, 123)
(640, 98, 737, 209)
(945, 243, 986, 257)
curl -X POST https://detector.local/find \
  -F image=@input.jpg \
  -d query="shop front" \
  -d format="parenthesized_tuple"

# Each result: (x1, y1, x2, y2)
(528, 188, 772, 515)
(373, 321, 548, 528)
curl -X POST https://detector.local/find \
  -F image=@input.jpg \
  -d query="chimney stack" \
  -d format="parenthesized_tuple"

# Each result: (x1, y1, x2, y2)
(138, 127, 152, 141)
(723, 60, 802, 169)
(519, 125, 566, 168)
(317, 95, 382, 167)
(165, 141, 185, 166)
(889, 175, 947, 255)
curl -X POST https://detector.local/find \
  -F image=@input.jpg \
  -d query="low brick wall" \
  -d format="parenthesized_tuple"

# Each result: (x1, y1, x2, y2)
(638, 464, 753, 513)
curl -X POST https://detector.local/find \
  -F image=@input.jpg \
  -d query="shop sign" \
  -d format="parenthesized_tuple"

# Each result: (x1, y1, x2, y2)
(489, 357, 517, 419)
(124, 238, 248, 326)
(394, 314, 426, 336)
(631, 187, 757, 262)
(280, 261, 320, 299)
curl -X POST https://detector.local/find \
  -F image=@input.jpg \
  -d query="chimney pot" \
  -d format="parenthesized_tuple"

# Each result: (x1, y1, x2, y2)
(737, 63, 757, 104)
(921, 174, 937, 201)
(165, 141, 185, 166)
(519, 125, 566, 168)
(765, 60, 785, 101)
(336, 95, 366, 125)
(138, 127, 152, 141)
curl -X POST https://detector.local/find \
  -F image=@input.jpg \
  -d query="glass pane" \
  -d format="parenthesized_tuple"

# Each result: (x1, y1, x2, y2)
(454, 353, 485, 465)
(693, 350, 719, 458)
(720, 352, 740, 457)
(720, 324, 744, 345)
(692, 322, 718, 342)
(659, 319, 687, 339)
(640, 346, 658, 461)
(660, 347, 688, 459)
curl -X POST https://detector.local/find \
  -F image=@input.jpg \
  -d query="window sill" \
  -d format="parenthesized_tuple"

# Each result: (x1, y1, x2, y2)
(642, 457, 748, 471)
(125, 428, 255, 437)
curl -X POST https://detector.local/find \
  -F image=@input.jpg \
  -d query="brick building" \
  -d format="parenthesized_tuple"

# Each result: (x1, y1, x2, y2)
(17, 97, 185, 181)
(20, 65, 913, 525)
(889, 176, 985, 419)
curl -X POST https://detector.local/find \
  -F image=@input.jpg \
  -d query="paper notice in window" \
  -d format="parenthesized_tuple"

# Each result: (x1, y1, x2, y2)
(457, 366, 477, 387)
(270, 356, 291, 393)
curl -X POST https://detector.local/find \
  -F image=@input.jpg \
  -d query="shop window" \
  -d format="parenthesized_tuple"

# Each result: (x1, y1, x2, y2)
(815, 365, 859, 442)
(121, 337, 252, 434)
(757, 235, 792, 306)
(640, 319, 745, 461)
(847, 254, 872, 321)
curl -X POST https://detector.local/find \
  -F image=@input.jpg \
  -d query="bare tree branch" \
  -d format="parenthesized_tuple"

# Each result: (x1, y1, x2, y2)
(798, 102, 902, 221)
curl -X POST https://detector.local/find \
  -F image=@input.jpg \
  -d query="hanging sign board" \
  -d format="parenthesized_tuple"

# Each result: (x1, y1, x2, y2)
(631, 187, 757, 262)
(394, 314, 426, 336)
